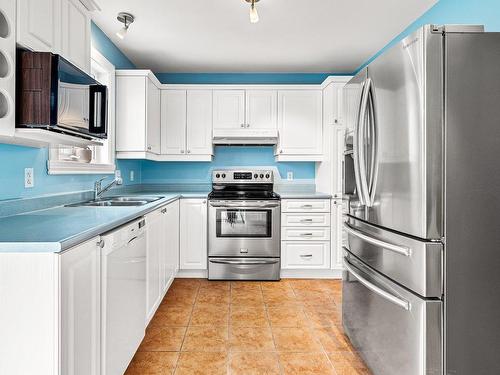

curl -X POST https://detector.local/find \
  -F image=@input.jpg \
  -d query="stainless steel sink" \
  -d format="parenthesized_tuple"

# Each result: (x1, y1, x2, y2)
(66, 196, 164, 207)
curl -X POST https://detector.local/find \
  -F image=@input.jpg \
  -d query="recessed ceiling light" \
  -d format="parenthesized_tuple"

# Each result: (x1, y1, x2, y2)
(245, 0, 260, 24)
(116, 12, 135, 40)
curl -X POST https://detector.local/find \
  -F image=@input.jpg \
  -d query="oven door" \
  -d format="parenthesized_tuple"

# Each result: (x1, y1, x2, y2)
(208, 200, 280, 257)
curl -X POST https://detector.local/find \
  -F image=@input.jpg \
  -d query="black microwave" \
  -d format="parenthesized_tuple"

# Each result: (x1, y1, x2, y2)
(16, 50, 108, 140)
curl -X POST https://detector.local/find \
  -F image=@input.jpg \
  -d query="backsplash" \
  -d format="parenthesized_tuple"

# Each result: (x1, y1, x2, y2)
(141, 146, 315, 184)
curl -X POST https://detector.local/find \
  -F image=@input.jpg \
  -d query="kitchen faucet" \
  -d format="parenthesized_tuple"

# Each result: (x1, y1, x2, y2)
(94, 176, 123, 200)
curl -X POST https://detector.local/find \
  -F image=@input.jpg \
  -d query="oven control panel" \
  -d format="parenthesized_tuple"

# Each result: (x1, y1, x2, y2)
(212, 170, 274, 183)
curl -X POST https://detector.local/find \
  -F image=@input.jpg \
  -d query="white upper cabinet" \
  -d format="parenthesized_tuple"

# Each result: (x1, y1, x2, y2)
(161, 90, 187, 155)
(17, 0, 61, 53)
(116, 71, 162, 156)
(213, 90, 245, 130)
(276, 90, 323, 160)
(146, 78, 161, 154)
(60, 0, 90, 73)
(246, 90, 277, 130)
(161, 89, 213, 159)
(17, 0, 91, 73)
(213, 89, 277, 134)
(187, 90, 213, 155)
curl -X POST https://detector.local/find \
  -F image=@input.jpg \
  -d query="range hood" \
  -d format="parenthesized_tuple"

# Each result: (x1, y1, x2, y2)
(212, 129, 278, 145)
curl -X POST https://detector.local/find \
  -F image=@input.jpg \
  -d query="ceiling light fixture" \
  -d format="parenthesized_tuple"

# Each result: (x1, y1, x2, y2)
(245, 0, 260, 24)
(116, 12, 135, 40)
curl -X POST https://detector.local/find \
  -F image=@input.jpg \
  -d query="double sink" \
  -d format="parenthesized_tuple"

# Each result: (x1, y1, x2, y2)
(67, 196, 164, 207)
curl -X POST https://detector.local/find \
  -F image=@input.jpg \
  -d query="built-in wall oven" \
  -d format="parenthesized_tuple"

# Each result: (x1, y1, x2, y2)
(208, 170, 281, 280)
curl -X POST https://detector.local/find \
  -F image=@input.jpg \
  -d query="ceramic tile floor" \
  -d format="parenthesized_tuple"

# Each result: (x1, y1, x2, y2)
(125, 278, 372, 375)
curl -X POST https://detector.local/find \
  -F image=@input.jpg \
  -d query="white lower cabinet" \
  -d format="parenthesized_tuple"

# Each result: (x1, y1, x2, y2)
(60, 236, 101, 375)
(331, 198, 344, 270)
(145, 208, 164, 322)
(282, 242, 330, 269)
(281, 199, 331, 271)
(180, 198, 208, 270)
(163, 200, 180, 291)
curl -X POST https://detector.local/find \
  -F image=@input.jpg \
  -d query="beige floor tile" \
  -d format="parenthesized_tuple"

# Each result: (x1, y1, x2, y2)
(279, 352, 335, 374)
(162, 288, 198, 306)
(231, 288, 264, 305)
(175, 352, 228, 375)
(196, 288, 231, 305)
(230, 352, 280, 375)
(230, 326, 276, 352)
(288, 279, 328, 293)
(272, 327, 323, 352)
(151, 305, 193, 327)
(125, 351, 178, 375)
(181, 326, 229, 352)
(230, 281, 262, 291)
(138, 326, 186, 352)
(267, 306, 308, 328)
(303, 305, 342, 328)
(199, 280, 231, 291)
(230, 305, 269, 327)
(327, 351, 372, 375)
(294, 289, 334, 304)
(190, 304, 229, 326)
(314, 326, 352, 352)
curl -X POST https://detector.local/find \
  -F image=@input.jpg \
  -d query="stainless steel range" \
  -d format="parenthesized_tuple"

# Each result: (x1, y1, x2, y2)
(208, 169, 281, 280)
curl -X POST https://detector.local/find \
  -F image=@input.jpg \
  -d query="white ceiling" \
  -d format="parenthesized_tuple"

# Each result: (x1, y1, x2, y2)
(91, 0, 438, 73)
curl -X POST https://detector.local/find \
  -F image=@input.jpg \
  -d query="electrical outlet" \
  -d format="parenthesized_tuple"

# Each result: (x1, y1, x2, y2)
(287, 171, 294, 181)
(25, 168, 34, 188)
(115, 170, 121, 179)
(130, 170, 135, 182)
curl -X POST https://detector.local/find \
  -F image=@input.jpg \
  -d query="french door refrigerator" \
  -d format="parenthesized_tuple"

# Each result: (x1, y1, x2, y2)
(343, 24, 500, 375)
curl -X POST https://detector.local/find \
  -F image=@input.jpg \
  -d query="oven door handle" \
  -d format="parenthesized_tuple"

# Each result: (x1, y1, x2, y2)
(209, 201, 280, 208)
(210, 259, 280, 265)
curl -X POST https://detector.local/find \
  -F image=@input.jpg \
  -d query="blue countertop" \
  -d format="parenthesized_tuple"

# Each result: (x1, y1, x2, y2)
(0, 191, 208, 253)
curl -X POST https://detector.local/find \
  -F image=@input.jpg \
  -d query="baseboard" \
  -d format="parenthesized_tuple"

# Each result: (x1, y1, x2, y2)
(174, 269, 342, 279)
(280, 269, 343, 279)
(176, 269, 208, 278)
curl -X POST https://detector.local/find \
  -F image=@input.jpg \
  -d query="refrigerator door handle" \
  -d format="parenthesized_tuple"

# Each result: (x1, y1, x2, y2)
(366, 83, 379, 207)
(343, 223, 412, 257)
(357, 78, 372, 206)
(344, 257, 411, 311)
(353, 81, 368, 206)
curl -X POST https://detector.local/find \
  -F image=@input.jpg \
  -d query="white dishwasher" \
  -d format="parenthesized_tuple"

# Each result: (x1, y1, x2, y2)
(101, 218, 147, 375)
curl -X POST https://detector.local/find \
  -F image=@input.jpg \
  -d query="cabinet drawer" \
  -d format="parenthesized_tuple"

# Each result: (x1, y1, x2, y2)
(281, 199, 330, 213)
(281, 212, 330, 227)
(282, 227, 330, 241)
(282, 241, 330, 269)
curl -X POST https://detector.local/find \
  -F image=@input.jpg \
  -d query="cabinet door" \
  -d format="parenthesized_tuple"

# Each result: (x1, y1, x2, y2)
(146, 79, 161, 154)
(213, 90, 245, 130)
(246, 90, 277, 130)
(186, 90, 213, 155)
(61, 237, 101, 375)
(161, 90, 187, 155)
(180, 199, 208, 270)
(332, 126, 346, 198)
(146, 209, 163, 321)
(164, 200, 180, 289)
(331, 199, 344, 270)
(277, 90, 322, 155)
(61, 0, 90, 73)
(116, 76, 147, 152)
(17, 0, 61, 53)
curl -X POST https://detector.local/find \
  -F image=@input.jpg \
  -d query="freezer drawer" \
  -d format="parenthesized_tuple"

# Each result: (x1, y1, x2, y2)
(345, 217, 442, 298)
(343, 252, 442, 375)
(208, 257, 280, 280)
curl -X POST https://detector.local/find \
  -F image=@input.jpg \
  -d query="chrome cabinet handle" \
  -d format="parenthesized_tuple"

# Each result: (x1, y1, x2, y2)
(300, 233, 314, 236)
(246, 124, 250, 128)
(161, 208, 167, 214)
(187, 150, 191, 154)
(97, 239, 104, 248)
(180, 150, 185, 154)
(300, 218, 314, 223)
(343, 223, 411, 257)
(127, 236, 138, 245)
(147, 146, 152, 151)
(240, 124, 245, 128)
(344, 258, 411, 311)
(300, 254, 313, 258)
(301, 204, 314, 208)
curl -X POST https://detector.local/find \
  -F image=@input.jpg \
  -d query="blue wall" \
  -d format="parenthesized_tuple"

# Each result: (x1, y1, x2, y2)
(156, 73, 341, 85)
(356, 0, 500, 72)
(141, 147, 315, 184)
(0, 23, 137, 201)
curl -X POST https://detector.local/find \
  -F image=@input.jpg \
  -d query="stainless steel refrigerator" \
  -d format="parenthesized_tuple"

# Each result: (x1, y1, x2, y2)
(342, 24, 500, 375)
